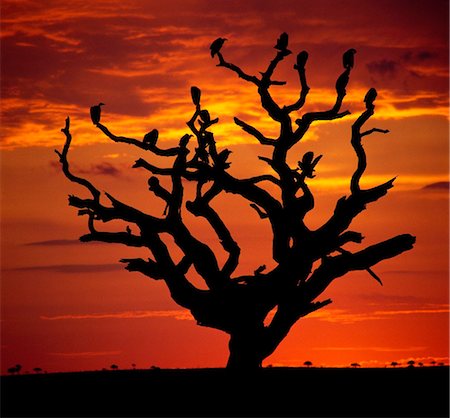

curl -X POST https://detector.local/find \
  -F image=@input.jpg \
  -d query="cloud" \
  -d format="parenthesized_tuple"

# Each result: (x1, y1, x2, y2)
(8, 263, 123, 274)
(78, 162, 121, 177)
(421, 181, 449, 191)
(40, 309, 193, 321)
(366, 59, 399, 77)
(309, 306, 449, 324)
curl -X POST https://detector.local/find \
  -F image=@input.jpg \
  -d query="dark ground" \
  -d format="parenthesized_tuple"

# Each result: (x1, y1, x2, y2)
(1, 366, 449, 417)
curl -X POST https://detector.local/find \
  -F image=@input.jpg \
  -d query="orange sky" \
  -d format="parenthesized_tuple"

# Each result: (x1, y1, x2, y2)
(1, 0, 449, 373)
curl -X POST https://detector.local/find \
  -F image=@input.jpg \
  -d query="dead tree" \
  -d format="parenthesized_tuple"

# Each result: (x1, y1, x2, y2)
(57, 34, 415, 370)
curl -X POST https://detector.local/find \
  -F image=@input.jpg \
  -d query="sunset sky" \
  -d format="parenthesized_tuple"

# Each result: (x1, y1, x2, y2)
(1, 0, 449, 373)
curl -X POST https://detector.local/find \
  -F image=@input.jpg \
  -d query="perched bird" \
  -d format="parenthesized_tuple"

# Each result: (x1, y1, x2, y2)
(199, 109, 211, 124)
(210, 38, 227, 58)
(191, 86, 201, 106)
(143, 129, 158, 147)
(298, 151, 322, 178)
(294, 51, 308, 70)
(364, 87, 377, 106)
(342, 48, 356, 69)
(254, 265, 266, 275)
(179, 133, 192, 147)
(274, 32, 289, 51)
(335, 69, 350, 94)
(215, 149, 232, 169)
(90, 102, 104, 125)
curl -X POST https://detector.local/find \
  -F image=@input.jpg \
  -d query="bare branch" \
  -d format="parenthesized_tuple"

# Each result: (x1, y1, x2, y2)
(96, 123, 179, 157)
(234, 117, 276, 146)
(216, 51, 260, 85)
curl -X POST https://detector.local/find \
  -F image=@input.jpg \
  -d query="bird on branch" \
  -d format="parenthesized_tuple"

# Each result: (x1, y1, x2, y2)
(343, 49, 356, 69)
(210, 38, 227, 58)
(297, 151, 322, 178)
(274, 32, 290, 53)
(90, 102, 104, 125)
(294, 50, 308, 70)
(143, 129, 159, 147)
(364, 88, 377, 107)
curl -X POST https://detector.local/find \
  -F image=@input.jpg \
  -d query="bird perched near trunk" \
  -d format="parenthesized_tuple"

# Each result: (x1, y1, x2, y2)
(90, 103, 104, 125)
(210, 38, 227, 58)
(143, 129, 158, 147)
(343, 49, 356, 69)
(297, 151, 322, 178)
(294, 51, 308, 70)
(364, 88, 377, 107)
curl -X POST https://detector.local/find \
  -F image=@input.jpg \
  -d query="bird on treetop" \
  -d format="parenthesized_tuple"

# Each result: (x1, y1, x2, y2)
(143, 129, 159, 146)
(274, 32, 289, 51)
(364, 88, 377, 106)
(294, 51, 308, 70)
(210, 38, 227, 58)
(90, 102, 104, 125)
(343, 49, 356, 69)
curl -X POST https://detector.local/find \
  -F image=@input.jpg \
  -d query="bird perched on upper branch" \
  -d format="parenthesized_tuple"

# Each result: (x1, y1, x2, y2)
(143, 129, 158, 147)
(343, 49, 356, 69)
(364, 88, 377, 107)
(90, 103, 104, 125)
(274, 32, 289, 51)
(210, 38, 227, 57)
(294, 51, 308, 70)
(298, 151, 322, 178)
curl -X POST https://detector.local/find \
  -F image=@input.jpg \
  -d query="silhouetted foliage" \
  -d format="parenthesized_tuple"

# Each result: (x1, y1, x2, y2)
(7, 364, 22, 375)
(110, 364, 119, 371)
(33, 367, 43, 374)
(407, 360, 415, 368)
(57, 33, 415, 369)
(303, 361, 313, 368)
(430, 360, 437, 366)
(351, 363, 361, 368)
(391, 361, 399, 368)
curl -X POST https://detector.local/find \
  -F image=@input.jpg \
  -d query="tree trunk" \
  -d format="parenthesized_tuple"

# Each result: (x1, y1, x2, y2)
(226, 329, 265, 370)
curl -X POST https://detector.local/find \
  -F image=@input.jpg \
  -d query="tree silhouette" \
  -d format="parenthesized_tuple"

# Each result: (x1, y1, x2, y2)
(303, 361, 313, 368)
(350, 363, 361, 368)
(391, 361, 399, 368)
(33, 367, 43, 374)
(110, 364, 119, 371)
(407, 360, 415, 368)
(57, 33, 415, 370)
(7, 364, 22, 375)
(430, 360, 437, 366)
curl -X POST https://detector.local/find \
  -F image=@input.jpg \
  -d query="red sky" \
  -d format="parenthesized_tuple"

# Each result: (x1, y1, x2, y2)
(1, 0, 449, 373)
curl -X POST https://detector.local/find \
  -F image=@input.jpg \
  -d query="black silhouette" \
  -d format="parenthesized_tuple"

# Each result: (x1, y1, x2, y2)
(110, 364, 119, 371)
(391, 361, 399, 368)
(210, 37, 227, 58)
(90, 102, 104, 125)
(143, 129, 158, 147)
(7, 364, 22, 375)
(33, 367, 43, 374)
(57, 34, 415, 370)
(407, 360, 416, 368)
(351, 363, 361, 368)
(303, 361, 313, 368)
(343, 48, 356, 69)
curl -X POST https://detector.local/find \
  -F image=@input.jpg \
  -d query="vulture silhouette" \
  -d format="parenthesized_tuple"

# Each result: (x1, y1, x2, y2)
(90, 103, 104, 125)
(343, 49, 356, 69)
(294, 51, 308, 70)
(143, 129, 159, 146)
(210, 38, 227, 58)
(364, 88, 377, 106)
(274, 32, 289, 51)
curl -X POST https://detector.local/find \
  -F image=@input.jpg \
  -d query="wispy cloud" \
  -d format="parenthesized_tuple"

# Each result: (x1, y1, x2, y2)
(40, 309, 193, 321)
(309, 305, 450, 324)
(421, 181, 449, 191)
(8, 263, 123, 274)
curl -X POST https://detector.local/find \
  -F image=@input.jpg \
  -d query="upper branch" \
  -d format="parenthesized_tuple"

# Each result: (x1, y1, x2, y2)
(56, 117, 101, 201)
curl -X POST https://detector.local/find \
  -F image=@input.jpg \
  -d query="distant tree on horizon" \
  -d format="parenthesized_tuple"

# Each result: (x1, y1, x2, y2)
(303, 361, 313, 368)
(7, 364, 22, 375)
(430, 360, 437, 366)
(57, 33, 415, 370)
(33, 367, 43, 374)
(391, 361, 399, 368)
(407, 360, 415, 368)
(110, 364, 119, 371)
(350, 363, 361, 368)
